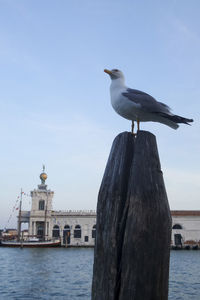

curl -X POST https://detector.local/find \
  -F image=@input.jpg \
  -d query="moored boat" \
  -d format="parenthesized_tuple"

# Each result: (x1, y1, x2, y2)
(0, 239, 61, 247)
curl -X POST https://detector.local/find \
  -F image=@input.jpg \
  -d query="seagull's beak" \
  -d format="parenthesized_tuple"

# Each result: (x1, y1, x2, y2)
(104, 69, 112, 75)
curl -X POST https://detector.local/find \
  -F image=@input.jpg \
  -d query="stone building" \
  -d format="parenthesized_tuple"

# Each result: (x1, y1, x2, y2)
(19, 168, 200, 248)
(20, 168, 96, 246)
(171, 211, 200, 247)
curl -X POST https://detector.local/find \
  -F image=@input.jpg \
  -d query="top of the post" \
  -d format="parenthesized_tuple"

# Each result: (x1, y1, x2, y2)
(112, 130, 156, 145)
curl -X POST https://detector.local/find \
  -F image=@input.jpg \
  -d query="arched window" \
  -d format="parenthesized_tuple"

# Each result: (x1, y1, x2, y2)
(74, 225, 81, 238)
(39, 200, 45, 210)
(92, 225, 96, 238)
(64, 225, 70, 230)
(52, 225, 60, 237)
(172, 224, 182, 230)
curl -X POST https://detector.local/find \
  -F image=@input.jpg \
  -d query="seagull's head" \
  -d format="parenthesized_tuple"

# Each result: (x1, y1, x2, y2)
(104, 69, 125, 81)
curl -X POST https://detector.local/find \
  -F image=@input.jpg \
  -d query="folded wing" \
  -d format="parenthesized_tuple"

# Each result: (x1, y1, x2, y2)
(122, 88, 172, 114)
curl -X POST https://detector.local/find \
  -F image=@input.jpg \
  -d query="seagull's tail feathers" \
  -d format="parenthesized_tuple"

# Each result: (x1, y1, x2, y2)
(155, 112, 193, 129)
(168, 114, 194, 125)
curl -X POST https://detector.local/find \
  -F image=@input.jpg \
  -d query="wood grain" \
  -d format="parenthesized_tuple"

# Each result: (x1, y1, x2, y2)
(92, 131, 172, 300)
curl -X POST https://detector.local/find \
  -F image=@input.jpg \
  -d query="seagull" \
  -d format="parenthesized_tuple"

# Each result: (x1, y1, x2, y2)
(104, 69, 193, 134)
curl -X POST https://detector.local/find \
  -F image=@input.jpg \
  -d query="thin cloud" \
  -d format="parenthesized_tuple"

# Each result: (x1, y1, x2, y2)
(172, 17, 200, 44)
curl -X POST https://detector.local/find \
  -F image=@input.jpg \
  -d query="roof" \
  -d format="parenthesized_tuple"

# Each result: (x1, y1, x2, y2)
(171, 210, 200, 217)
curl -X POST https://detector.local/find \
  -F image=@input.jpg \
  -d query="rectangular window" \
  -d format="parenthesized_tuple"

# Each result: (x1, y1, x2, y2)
(84, 236, 89, 242)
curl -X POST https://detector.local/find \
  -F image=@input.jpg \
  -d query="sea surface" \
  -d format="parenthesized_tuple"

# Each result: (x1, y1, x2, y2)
(0, 248, 199, 300)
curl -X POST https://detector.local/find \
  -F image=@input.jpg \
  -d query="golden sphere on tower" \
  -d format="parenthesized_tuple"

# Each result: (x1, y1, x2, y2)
(40, 172, 47, 181)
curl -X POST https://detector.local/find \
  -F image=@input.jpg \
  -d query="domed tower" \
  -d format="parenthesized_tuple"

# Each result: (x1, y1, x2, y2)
(29, 166, 54, 240)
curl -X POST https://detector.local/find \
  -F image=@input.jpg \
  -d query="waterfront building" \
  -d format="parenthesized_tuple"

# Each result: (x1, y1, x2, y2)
(20, 168, 96, 247)
(171, 211, 200, 247)
(19, 168, 200, 248)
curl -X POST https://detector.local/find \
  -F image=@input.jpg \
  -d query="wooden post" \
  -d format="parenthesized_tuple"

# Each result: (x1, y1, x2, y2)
(92, 131, 172, 300)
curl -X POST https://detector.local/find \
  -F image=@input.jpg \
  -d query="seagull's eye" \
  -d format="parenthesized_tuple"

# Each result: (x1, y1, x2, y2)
(113, 69, 119, 72)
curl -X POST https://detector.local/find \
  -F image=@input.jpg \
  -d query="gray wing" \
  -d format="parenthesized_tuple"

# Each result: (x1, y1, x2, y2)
(122, 88, 171, 114)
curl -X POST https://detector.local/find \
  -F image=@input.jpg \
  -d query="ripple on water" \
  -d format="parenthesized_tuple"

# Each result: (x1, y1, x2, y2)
(0, 248, 200, 299)
(169, 250, 200, 300)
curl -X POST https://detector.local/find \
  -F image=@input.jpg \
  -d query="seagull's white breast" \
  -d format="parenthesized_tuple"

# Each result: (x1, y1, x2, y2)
(110, 79, 140, 121)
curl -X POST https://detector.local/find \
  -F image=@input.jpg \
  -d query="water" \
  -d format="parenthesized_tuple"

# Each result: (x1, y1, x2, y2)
(0, 248, 199, 300)
(169, 251, 200, 300)
(0, 248, 93, 300)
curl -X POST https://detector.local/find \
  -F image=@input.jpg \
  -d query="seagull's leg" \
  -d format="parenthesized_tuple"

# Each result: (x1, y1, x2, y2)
(131, 121, 135, 134)
(137, 119, 140, 132)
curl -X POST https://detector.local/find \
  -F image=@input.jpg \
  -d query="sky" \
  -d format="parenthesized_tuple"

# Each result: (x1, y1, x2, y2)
(0, 0, 199, 228)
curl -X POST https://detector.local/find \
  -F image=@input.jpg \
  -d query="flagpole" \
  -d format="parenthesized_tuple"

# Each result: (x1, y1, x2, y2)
(17, 188, 22, 242)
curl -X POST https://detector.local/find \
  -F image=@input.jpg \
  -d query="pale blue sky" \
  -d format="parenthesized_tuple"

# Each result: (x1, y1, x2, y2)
(0, 0, 199, 228)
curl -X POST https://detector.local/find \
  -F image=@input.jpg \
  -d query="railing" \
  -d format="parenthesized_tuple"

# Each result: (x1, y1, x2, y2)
(51, 210, 96, 216)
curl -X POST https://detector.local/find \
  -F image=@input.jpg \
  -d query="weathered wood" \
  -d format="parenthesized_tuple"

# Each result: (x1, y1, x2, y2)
(92, 131, 172, 300)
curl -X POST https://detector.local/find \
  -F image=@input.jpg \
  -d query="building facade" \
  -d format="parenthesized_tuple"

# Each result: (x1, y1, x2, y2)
(20, 168, 200, 248)
(20, 169, 96, 246)
(171, 211, 200, 247)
